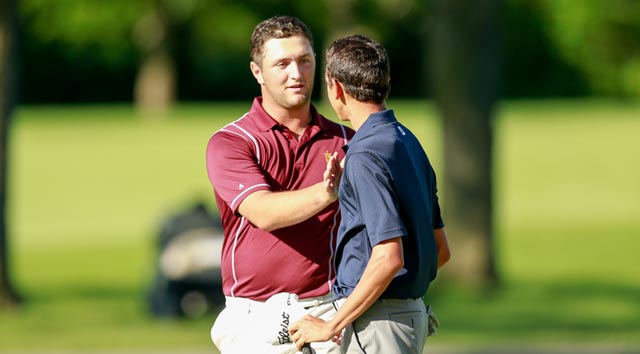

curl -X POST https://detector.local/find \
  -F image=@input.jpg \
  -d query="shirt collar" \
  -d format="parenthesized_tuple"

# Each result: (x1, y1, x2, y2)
(360, 109, 397, 131)
(349, 109, 397, 146)
(249, 97, 325, 135)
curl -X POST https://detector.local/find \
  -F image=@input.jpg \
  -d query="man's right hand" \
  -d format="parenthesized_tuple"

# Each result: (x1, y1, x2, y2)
(322, 152, 342, 202)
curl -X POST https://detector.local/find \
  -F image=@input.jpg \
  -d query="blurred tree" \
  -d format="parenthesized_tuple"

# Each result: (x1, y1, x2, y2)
(133, 0, 198, 116)
(0, 0, 22, 307)
(133, 0, 182, 116)
(316, 0, 425, 100)
(181, 0, 260, 101)
(20, 0, 191, 110)
(320, 0, 358, 101)
(427, 0, 501, 288)
(133, 0, 176, 116)
(16, 0, 439, 103)
(16, 0, 640, 102)
(542, 0, 640, 97)
(20, 0, 142, 102)
(502, 0, 589, 97)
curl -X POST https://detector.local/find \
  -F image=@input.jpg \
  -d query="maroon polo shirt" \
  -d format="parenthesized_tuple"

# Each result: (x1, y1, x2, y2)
(206, 97, 354, 301)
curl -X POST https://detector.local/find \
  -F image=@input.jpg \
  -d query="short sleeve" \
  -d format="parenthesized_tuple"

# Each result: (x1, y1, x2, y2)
(432, 171, 445, 229)
(206, 130, 270, 212)
(345, 152, 407, 246)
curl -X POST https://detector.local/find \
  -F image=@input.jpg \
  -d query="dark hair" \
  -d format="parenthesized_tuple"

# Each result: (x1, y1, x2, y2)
(250, 16, 314, 65)
(325, 34, 390, 104)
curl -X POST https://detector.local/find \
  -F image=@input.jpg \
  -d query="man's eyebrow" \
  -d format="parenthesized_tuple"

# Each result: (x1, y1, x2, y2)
(273, 53, 313, 62)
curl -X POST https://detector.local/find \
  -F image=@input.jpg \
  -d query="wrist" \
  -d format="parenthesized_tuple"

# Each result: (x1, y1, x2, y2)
(316, 181, 336, 205)
(326, 319, 342, 338)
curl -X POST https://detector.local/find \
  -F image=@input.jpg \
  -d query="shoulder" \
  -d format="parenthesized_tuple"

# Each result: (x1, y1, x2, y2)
(211, 111, 260, 140)
(316, 114, 355, 139)
(345, 149, 387, 175)
(207, 113, 259, 152)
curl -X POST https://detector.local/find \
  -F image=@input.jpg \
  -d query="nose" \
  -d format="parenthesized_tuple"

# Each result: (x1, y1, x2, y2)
(288, 61, 302, 79)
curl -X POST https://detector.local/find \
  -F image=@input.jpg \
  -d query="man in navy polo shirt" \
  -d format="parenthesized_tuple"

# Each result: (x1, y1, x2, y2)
(290, 35, 451, 353)
(206, 16, 354, 354)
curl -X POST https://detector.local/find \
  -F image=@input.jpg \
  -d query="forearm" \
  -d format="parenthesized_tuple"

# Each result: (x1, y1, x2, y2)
(434, 227, 451, 269)
(238, 182, 334, 231)
(327, 239, 404, 335)
(239, 153, 341, 231)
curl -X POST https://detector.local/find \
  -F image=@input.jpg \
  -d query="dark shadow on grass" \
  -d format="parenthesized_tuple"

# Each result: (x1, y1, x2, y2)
(426, 279, 640, 340)
(25, 284, 142, 304)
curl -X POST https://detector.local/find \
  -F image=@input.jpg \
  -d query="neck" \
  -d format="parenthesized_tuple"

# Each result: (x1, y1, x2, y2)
(349, 101, 386, 131)
(261, 100, 312, 137)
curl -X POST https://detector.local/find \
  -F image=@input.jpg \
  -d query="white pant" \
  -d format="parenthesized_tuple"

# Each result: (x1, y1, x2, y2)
(211, 294, 339, 354)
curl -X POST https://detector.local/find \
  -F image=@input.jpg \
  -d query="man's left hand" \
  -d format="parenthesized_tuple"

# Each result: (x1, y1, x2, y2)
(289, 314, 338, 351)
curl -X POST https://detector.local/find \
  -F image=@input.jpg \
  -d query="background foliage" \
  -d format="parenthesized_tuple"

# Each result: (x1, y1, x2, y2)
(18, 0, 640, 103)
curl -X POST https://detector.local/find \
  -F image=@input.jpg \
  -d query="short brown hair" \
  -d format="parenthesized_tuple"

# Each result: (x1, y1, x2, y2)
(325, 34, 390, 104)
(250, 16, 314, 65)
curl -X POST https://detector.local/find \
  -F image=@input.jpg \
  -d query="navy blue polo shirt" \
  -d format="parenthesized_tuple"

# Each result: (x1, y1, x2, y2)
(332, 109, 444, 300)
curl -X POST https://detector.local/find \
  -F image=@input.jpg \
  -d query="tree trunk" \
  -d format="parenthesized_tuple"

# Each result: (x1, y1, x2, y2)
(133, 0, 176, 118)
(320, 0, 359, 102)
(427, 0, 501, 288)
(0, 0, 22, 307)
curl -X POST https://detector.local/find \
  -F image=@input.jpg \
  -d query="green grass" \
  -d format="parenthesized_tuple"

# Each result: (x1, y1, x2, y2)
(1, 99, 639, 351)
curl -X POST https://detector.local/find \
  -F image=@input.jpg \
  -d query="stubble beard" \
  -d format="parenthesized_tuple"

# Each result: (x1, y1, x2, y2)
(265, 79, 314, 111)
(285, 91, 312, 110)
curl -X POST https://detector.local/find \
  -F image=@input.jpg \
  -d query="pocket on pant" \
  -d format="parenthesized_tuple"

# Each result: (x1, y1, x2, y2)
(388, 310, 423, 328)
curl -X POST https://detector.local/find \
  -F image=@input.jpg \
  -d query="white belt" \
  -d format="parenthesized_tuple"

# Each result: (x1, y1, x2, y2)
(225, 293, 333, 311)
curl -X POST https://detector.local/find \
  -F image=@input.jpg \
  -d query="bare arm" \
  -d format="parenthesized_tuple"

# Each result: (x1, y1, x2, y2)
(434, 227, 451, 269)
(238, 153, 341, 231)
(289, 237, 404, 348)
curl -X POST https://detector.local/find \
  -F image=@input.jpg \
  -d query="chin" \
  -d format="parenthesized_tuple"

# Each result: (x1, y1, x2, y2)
(286, 96, 311, 109)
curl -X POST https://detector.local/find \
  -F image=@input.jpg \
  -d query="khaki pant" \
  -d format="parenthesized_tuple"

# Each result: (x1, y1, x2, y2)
(338, 298, 428, 354)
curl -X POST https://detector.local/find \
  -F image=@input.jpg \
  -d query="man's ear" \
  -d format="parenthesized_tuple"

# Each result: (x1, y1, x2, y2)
(250, 61, 264, 85)
(333, 79, 345, 100)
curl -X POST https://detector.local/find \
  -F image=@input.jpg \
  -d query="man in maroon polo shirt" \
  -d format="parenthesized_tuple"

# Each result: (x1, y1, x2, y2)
(206, 16, 354, 354)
